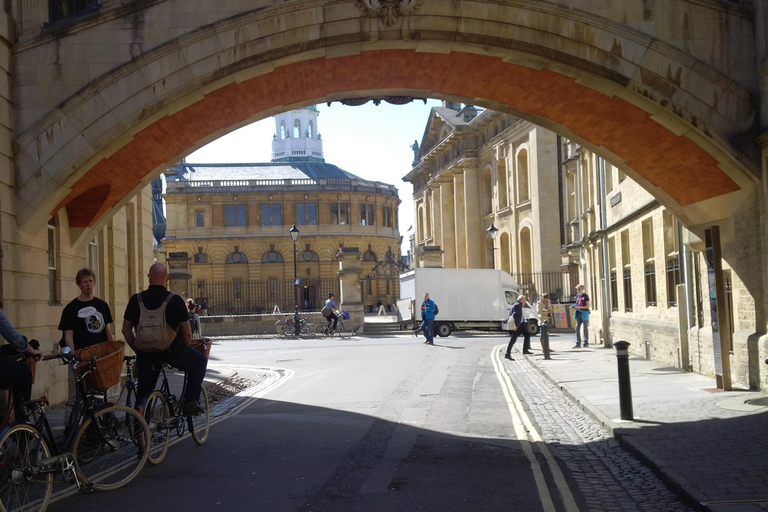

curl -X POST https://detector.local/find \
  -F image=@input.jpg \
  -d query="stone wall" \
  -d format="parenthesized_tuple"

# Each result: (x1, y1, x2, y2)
(201, 313, 326, 337)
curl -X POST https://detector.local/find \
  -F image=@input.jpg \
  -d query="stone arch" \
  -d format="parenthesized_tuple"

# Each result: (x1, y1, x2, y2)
(226, 251, 249, 264)
(261, 251, 284, 263)
(11, 0, 757, 242)
(299, 250, 320, 262)
(362, 250, 377, 262)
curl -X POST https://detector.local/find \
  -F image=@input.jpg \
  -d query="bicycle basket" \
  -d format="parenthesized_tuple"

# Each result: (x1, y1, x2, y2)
(193, 338, 212, 360)
(75, 340, 125, 391)
(342, 310, 350, 320)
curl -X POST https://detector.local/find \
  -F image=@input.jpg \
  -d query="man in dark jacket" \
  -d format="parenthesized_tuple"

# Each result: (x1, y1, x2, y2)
(505, 295, 532, 360)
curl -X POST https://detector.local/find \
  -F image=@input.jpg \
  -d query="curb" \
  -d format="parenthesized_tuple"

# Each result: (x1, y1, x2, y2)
(521, 355, 708, 512)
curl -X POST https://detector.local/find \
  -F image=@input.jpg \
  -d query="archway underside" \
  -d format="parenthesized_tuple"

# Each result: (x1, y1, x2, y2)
(55, 50, 740, 228)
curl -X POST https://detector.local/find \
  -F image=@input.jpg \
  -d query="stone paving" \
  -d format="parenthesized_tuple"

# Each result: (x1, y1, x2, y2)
(504, 335, 768, 512)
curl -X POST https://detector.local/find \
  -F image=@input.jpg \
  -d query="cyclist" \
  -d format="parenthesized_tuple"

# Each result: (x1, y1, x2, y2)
(122, 263, 207, 417)
(0, 302, 42, 421)
(324, 292, 339, 331)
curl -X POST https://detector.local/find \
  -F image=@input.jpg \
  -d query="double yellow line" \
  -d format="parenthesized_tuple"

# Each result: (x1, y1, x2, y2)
(492, 345, 579, 512)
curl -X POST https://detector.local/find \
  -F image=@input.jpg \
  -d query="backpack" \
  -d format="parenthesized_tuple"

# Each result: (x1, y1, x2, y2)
(433, 302, 439, 315)
(134, 293, 178, 353)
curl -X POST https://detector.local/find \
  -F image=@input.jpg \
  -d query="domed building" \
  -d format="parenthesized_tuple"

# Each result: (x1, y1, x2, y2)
(161, 106, 402, 315)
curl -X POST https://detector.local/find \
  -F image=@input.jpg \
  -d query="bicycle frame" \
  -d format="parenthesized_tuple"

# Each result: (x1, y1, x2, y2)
(155, 364, 190, 436)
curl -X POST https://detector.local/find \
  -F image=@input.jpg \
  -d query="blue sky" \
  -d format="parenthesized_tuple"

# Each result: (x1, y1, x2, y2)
(187, 99, 443, 253)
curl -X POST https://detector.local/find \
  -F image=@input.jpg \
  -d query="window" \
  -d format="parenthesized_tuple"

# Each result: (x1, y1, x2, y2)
(280, 121, 286, 139)
(517, 149, 530, 203)
(48, 219, 59, 304)
(308, 121, 313, 138)
(498, 160, 508, 208)
(233, 279, 242, 301)
(196, 211, 204, 227)
(621, 230, 632, 312)
(366, 276, 372, 296)
(330, 202, 349, 225)
(88, 238, 99, 286)
(194, 247, 208, 264)
(293, 119, 301, 139)
(609, 237, 618, 311)
(383, 206, 394, 228)
(225, 204, 246, 227)
(360, 204, 375, 226)
(262, 204, 282, 226)
(296, 202, 317, 225)
(663, 211, 681, 307)
(363, 250, 377, 261)
(225, 251, 248, 263)
(261, 251, 284, 263)
(642, 219, 656, 306)
(197, 280, 206, 295)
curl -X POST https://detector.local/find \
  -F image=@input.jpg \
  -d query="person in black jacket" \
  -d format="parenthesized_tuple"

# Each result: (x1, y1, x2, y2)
(505, 295, 532, 360)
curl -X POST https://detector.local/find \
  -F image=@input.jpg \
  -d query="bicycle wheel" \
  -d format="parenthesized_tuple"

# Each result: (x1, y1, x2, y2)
(0, 423, 52, 512)
(283, 323, 296, 337)
(73, 404, 149, 491)
(143, 391, 170, 465)
(187, 386, 210, 446)
(274, 319, 286, 335)
(338, 321, 353, 338)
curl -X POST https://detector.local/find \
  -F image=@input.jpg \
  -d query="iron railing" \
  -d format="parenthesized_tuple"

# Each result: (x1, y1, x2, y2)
(48, 0, 99, 25)
(512, 269, 579, 304)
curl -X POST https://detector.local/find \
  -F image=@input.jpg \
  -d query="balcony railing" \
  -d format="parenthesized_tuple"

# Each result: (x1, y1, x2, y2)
(166, 178, 398, 197)
(48, 0, 99, 26)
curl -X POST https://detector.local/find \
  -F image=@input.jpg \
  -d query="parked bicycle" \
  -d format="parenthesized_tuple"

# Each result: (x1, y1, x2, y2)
(0, 346, 150, 512)
(275, 316, 319, 337)
(318, 310, 353, 338)
(140, 343, 211, 465)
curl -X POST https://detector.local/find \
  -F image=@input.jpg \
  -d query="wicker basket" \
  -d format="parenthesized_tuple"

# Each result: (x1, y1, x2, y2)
(192, 338, 212, 360)
(76, 340, 125, 391)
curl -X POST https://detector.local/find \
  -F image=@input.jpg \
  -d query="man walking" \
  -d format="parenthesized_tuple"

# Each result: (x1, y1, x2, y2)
(505, 295, 532, 360)
(122, 263, 207, 416)
(420, 292, 436, 345)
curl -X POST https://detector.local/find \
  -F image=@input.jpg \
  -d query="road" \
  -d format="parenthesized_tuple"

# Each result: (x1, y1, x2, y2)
(49, 333, 692, 511)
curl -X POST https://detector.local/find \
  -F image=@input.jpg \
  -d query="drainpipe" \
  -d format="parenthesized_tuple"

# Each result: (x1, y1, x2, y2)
(575, 150, 585, 280)
(679, 220, 693, 370)
(598, 157, 611, 347)
(557, 136, 565, 247)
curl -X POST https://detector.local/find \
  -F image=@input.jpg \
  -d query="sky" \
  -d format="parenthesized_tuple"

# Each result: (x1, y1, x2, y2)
(187, 99, 444, 253)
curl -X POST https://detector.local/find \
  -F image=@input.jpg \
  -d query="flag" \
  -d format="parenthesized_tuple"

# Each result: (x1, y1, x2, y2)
(407, 225, 413, 232)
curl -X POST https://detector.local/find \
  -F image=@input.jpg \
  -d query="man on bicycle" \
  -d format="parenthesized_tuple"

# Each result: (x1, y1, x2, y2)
(324, 292, 339, 331)
(122, 263, 207, 416)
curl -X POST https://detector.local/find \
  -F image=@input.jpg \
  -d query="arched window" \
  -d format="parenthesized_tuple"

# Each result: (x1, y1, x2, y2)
(194, 252, 208, 264)
(519, 227, 533, 275)
(497, 160, 508, 208)
(293, 119, 301, 138)
(363, 250, 377, 262)
(517, 149, 530, 203)
(261, 251, 284, 263)
(280, 121, 286, 139)
(308, 121, 314, 138)
(482, 167, 493, 215)
(500, 232, 511, 273)
(299, 250, 319, 262)
(226, 251, 248, 264)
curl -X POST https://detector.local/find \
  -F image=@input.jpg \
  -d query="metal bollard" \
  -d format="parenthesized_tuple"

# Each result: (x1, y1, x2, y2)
(613, 340, 634, 420)
(541, 322, 551, 360)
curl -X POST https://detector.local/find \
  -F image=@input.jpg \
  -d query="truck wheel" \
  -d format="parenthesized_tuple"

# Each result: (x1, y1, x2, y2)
(525, 320, 540, 336)
(435, 323, 452, 337)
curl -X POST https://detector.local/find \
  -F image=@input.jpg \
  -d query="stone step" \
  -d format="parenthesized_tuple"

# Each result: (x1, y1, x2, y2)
(362, 322, 406, 335)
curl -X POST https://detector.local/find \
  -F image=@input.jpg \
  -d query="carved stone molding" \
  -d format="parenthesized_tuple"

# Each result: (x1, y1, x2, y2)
(356, 0, 423, 26)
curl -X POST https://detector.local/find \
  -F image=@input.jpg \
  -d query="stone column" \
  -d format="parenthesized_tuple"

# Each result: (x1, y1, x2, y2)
(439, 180, 456, 268)
(453, 171, 467, 268)
(430, 185, 442, 248)
(336, 247, 364, 333)
(463, 166, 483, 268)
(416, 246, 444, 268)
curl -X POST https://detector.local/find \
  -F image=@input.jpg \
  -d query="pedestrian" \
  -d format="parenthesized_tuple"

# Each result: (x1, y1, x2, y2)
(201, 298, 208, 316)
(58, 268, 115, 351)
(505, 295, 532, 359)
(0, 302, 42, 422)
(420, 292, 436, 345)
(187, 298, 202, 339)
(537, 293, 555, 352)
(572, 284, 591, 348)
(122, 263, 208, 417)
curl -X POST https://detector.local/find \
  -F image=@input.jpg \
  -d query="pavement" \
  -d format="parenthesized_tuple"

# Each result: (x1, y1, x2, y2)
(517, 331, 768, 512)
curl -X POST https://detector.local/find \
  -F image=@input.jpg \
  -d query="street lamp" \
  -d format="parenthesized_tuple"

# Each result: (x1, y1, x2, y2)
(486, 222, 498, 269)
(290, 224, 300, 335)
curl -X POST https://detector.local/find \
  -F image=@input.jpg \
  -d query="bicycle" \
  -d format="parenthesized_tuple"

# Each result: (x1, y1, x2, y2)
(140, 350, 210, 465)
(279, 316, 317, 337)
(0, 347, 150, 512)
(318, 311, 353, 338)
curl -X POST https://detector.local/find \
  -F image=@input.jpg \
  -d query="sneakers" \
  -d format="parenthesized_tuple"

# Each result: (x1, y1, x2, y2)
(182, 400, 206, 417)
(573, 343, 581, 349)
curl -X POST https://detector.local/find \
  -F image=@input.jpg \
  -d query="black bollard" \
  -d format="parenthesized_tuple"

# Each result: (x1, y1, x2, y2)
(541, 322, 551, 360)
(613, 340, 634, 420)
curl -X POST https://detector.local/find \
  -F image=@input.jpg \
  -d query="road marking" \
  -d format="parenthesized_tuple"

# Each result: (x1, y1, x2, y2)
(492, 345, 579, 512)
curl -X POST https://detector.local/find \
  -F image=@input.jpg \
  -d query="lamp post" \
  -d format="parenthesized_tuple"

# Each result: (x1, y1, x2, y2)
(290, 224, 300, 335)
(486, 222, 498, 269)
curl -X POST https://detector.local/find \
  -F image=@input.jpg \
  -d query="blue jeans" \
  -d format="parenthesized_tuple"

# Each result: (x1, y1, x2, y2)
(136, 346, 207, 408)
(575, 316, 589, 346)
(423, 318, 434, 343)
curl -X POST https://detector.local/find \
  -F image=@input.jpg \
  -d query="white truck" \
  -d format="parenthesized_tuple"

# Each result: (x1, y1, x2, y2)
(396, 268, 539, 338)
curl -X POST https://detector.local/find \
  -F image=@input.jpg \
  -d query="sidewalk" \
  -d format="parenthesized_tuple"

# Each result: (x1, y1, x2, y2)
(522, 333, 768, 512)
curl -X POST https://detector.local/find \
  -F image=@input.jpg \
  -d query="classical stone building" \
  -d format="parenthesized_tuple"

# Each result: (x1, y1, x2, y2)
(561, 139, 759, 390)
(404, 103, 572, 301)
(161, 107, 402, 314)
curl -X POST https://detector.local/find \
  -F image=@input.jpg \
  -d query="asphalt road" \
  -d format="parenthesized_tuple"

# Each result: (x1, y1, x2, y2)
(47, 333, 687, 512)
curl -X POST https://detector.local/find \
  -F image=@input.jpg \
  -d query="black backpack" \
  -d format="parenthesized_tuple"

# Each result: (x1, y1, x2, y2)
(433, 302, 439, 315)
